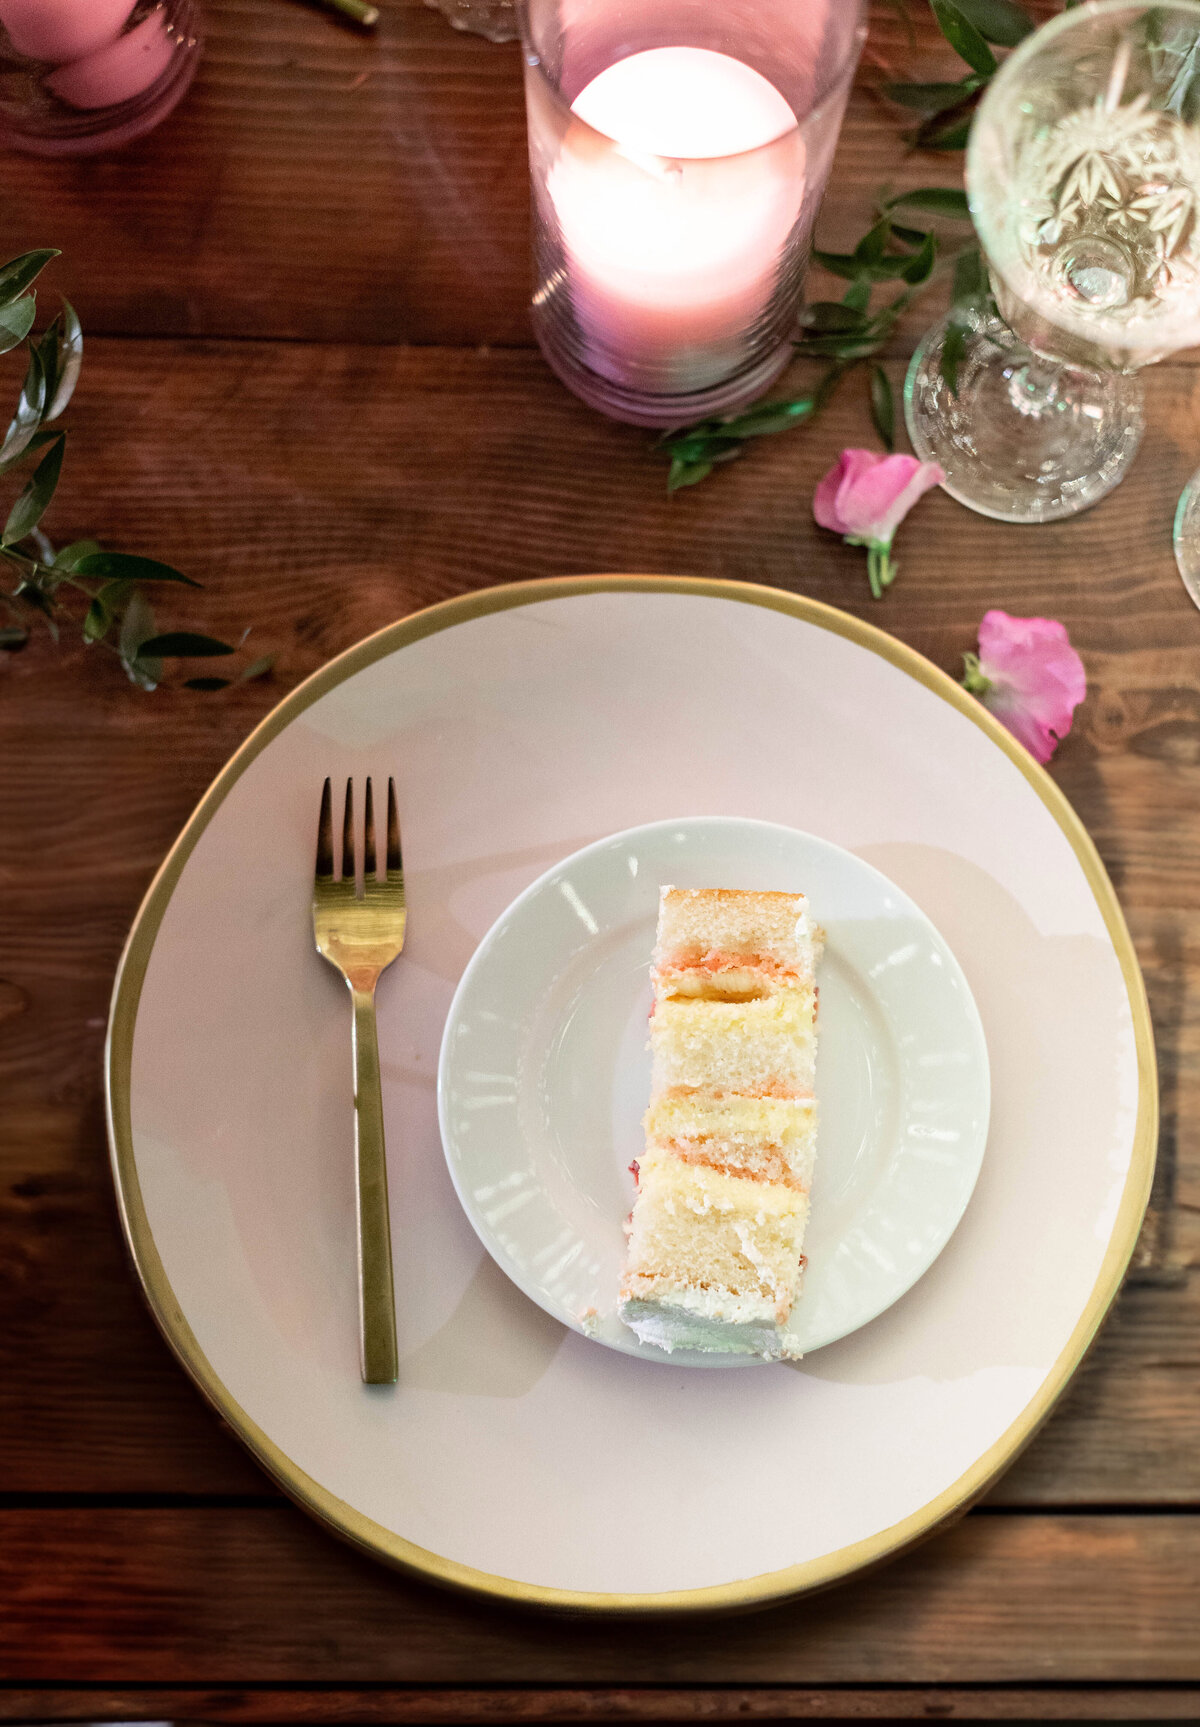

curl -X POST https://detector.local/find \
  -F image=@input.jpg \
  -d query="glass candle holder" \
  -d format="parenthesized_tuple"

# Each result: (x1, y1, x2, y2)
(0, 0, 202, 157)
(519, 0, 865, 427)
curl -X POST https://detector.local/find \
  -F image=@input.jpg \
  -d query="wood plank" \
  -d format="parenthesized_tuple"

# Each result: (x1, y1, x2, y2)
(0, 1510, 1198, 1682)
(0, 0, 1071, 349)
(6, 1686, 1200, 1722)
(1, 340, 1198, 1503)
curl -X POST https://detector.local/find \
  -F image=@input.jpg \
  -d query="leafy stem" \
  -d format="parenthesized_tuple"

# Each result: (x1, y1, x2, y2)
(0, 248, 269, 691)
(660, 192, 978, 490)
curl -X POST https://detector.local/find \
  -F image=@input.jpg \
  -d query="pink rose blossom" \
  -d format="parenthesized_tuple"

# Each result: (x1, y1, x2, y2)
(963, 609, 1087, 764)
(813, 449, 944, 598)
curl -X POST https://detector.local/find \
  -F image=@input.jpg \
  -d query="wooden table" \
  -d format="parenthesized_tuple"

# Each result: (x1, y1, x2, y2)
(2, 1, 1198, 1719)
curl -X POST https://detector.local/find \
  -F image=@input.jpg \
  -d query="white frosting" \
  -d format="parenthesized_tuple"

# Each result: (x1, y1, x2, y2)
(619, 1296, 801, 1360)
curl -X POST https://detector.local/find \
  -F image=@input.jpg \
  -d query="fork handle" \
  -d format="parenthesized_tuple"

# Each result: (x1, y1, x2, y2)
(350, 986, 398, 1384)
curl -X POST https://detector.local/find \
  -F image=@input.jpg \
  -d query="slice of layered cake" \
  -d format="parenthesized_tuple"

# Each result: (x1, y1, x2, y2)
(619, 888, 821, 1359)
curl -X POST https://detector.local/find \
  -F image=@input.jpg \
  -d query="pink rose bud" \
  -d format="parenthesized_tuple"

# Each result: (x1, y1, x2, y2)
(813, 449, 944, 546)
(963, 609, 1087, 765)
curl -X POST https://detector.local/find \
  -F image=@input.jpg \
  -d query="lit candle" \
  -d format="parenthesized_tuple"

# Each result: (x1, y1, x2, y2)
(47, 7, 175, 110)
(0, 0, 134, 62)
(547, 47, 805, 393)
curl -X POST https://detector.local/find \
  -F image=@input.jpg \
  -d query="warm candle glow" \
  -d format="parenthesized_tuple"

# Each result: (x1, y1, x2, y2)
(571, 47, 796, 160)
(548, 48, 805, 392)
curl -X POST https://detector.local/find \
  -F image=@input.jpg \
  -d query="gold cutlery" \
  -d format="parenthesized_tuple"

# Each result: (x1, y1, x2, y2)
(313, 777, 404, 1384)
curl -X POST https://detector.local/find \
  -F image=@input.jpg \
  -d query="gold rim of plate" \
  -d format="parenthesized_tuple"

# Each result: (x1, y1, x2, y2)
(104, 574, 1158, 1615)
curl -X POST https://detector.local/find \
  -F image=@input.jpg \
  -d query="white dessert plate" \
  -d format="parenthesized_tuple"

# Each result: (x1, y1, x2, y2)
(106, 576, 1155, 1613)
(439, 817, 990, 1364)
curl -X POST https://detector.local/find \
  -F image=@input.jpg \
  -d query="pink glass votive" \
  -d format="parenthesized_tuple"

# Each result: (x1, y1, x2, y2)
(520, 0, 866, 427)
(0, 0, 203, 155)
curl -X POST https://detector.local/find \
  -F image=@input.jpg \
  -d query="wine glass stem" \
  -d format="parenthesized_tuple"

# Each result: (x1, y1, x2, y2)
(1008, 357, 1063, 415)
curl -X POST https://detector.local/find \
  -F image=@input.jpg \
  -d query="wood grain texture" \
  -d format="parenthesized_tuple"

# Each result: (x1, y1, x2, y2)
(0, 1510, 1198, 1683)
(7, 1687, 1200, 1722)
(0, 0, 1048, 349)
(1, 341, 1198, 1511)
(2, 0, 1200, 1691)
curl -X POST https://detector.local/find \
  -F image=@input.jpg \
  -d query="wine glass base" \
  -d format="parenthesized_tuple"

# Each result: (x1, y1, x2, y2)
(904, 311, 1144, 524)
(1174, 469, 1200, 612)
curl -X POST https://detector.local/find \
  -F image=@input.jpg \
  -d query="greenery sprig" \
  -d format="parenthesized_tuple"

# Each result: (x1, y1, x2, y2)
(661, 188, 977, 491)
(884, 0, 1034, 151)
(657, 0, 1053, 492)
(0, 249, 265, 691)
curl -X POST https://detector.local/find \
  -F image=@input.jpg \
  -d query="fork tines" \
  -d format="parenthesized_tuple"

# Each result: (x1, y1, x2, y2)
(315, 777, 335, 881)
(315, 776, 402, 890)
(386, 777, 402, 878)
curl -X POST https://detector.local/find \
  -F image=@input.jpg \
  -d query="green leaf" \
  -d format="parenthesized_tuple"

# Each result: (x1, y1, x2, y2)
(663, 388, 827, 487)
(855, 219, 892, 266)
(915, 103, 978, 150)
(722, 396, 818, 437)
(930, 0, 998, 75)
(884, 186, 971, 218)
(2, 432, 64, 546)
(942, 312, 970, 396)
(953, 244, 989, 303)
(668, 455, 715, 491)
(883, 79, 981, 111)
(0, 294, 37, 357)
(238, 653, 275, 683)
(0, 429, 59, 474)
(803, 301, 870, 333)
(949, 0, 1033, 45)
(46, 299, 82, 421)
(83, 577, 137, 643)
(96, 577, 135, 607)
(135, 631, 236, 659)
(0, 250, 58, 309)
(662, 433, 739, 464)
(794, 333, 883, 360)
(83, 597, 112, 642)
(869, 365, 895, 452)
(0, 345, 47, 467)
(900, 231, 938, 284)
(72, 550, 200, 587)
(118, 589, 160, 689)
(34, 315, 61, 423)
(813, 247, 929, 284)
(843, 278, 872, 313)
(51, 538, 103, 570)
(0, 623, 30, 650)
(812, 248, 869, 280)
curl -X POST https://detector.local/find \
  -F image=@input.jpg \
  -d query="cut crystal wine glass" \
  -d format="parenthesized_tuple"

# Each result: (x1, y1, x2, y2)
(905, 0, 1200, 524)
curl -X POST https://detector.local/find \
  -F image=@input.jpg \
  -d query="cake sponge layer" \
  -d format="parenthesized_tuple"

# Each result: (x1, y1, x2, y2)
(650, 988, 817, 1097)
(654, 887, 819, 983)
(621, 1154, 810, 1325)
(644, 1090, 817, 1187)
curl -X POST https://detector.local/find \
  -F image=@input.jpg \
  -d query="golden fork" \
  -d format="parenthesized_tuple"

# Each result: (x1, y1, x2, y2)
(313, 776, 404, 1384)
